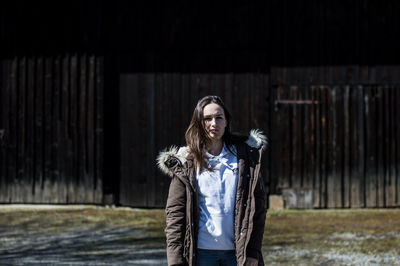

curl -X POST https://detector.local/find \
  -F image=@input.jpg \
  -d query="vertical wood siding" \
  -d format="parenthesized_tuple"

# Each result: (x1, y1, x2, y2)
(0, 55, 103, 203)
(272, 85, 400, 208)
(119, 71, 400, 208)
(119, 73, 271, 207)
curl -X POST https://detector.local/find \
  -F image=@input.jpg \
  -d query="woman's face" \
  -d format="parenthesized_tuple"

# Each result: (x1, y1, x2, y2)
(202, 103, 227, 142)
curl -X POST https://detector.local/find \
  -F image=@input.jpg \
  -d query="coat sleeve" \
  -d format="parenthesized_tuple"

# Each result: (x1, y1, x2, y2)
(246, 174, 267, 261)
(165, 176, 187, 266)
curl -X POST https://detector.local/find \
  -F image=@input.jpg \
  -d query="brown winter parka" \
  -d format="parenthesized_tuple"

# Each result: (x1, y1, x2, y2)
(157, 129, 268, 266)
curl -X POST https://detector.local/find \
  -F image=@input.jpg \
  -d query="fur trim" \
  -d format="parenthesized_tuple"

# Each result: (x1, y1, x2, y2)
(157, 130, 267, 177)
(156, 146, 189, 177)
(246, 129, 268, 151)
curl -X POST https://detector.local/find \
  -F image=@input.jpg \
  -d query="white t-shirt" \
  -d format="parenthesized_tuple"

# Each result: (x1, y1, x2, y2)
(196, 144, 238, 250)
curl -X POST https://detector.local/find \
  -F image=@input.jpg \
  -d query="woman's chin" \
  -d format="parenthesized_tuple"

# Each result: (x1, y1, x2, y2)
(209, 135, 222, 142)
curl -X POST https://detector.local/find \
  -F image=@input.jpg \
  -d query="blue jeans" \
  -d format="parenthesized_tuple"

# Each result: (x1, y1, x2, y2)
(197, 249, 237, 266)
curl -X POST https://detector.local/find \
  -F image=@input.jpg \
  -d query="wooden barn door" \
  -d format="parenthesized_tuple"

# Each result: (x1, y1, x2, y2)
(272, 86, 354, 208)
(271, 86, 319, 208)
(272, 86, 400, 209)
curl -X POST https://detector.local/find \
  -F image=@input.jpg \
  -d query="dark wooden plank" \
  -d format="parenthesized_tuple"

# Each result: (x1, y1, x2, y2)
(243, 74, 250, 132)
(43, 56, 54, 203)
(137, 73, 149, 206)
(326, 87, 336, 208)
(78, 54, 90, 202)
(147, 73, 156, 207)
(365, 87, 377, 207)
(0, 60, 5, 202)
(230, 74, 240, 132)
(52, 56, 63, 203)
(8, 57, 18, 203)
(335, 87, 344, 208)
(303, 87, 313, 189)
(87, 56, 96, 202)
(358, 86, 366, 207)
(396, 88, 400, 207)
(165, 73, 175, 146)
(224, 73, 233, 115)
(154, 73, 173, 206)
(171, 73, 182, 145)
(26, 57, 35, 203)
(34, 57, 44, 202)
(61, 55, 72, 203)
(320, 87, 328, 208)
(265, 75, 272, 195)
(94, 56, 103, 203)
(180, 73, 190, 145)
(69, 54, 79, 203)
(343, 86, 351, 208)
(214, 74, 223, 102)
(118, 73, 133, 206)
(232, 74, 247, 132)
(242, 73, 251, 133)
(248, 73, 255, 129)
(268, 84, 279, 195)
(17, 57, 27, 203)
(153, 73, 162, 206)
(386, 87, 396, 206)
(312, 86, 321, 208)
(189, 73, 199, 114)
(277, 86, 291, 190)
(350, 87, 361, 207)
(291, 86, 301, 188)
(198, 74, 208, 102)
(0, 60, 11, 202)
(376, 86, 385, 207)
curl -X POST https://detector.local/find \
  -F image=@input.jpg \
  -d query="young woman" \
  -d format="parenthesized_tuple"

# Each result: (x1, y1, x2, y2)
(157, 95, 267, 266)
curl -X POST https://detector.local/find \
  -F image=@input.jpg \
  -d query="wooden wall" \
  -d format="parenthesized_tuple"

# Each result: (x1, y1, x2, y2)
(119, 73, 271, 207)
(0, 55, 104, 203)
(119, 68, 400, 208)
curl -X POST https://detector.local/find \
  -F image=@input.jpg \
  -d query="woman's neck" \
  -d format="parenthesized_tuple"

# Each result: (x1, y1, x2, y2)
(206, 140, 224, 156)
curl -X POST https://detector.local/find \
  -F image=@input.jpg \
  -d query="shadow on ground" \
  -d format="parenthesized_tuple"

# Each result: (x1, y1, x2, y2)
(0, 206, 167, 265)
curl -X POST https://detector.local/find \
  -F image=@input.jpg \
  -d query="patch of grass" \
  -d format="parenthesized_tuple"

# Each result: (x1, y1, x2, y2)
(263, 209, 400, 264)
(2, 206, 400, 263)
(0, 207, 166, 235)
(357, 237, 400, 255)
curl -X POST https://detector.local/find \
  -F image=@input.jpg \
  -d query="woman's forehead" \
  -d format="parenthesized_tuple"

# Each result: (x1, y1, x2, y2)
(203, 103, 225, 116)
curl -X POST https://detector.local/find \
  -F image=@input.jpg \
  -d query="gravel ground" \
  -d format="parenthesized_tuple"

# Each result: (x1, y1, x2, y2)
(0, 205, 399, 265)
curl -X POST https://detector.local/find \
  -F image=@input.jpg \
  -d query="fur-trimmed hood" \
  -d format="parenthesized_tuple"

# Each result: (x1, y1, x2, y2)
(157, 129, 267, 177)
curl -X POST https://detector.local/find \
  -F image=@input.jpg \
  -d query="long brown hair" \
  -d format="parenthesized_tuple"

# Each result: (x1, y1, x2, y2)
(185, 95, 233, 172)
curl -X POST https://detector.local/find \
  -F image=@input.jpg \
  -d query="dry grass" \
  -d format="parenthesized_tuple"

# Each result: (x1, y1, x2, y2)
(0, 206, 165, 233)
(263, 209, 400, 264)
(1, 206, 399, 265)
